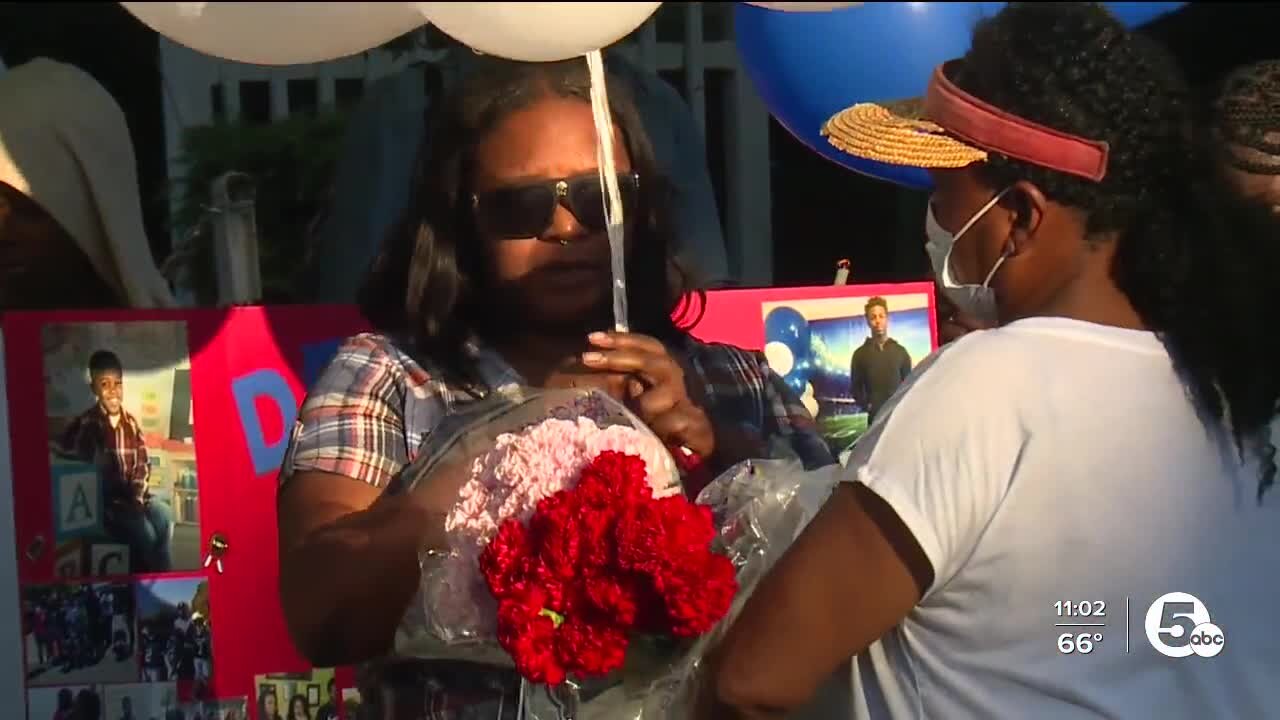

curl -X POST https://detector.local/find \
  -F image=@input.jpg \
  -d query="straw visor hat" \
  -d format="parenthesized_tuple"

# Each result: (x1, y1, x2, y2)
(821, 60, 1110, 183)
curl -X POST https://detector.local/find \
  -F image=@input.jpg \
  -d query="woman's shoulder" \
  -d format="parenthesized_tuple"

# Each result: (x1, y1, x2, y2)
(321, 332, 436, 395)
(335, 331, 409, 361)
(878, 326, 1047, 419)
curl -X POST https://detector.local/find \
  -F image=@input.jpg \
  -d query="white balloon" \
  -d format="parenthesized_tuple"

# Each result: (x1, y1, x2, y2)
(744, 2, 863, 11)
(415, 2, 662, 62)
(120, 2, 429, 66)
(763, 342, 796, 377)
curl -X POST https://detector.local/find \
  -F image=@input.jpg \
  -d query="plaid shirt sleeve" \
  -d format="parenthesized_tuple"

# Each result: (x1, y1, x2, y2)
(688, 341, 835, 471)
(283, 333, 412, 489)
(754, 352, 836, 470)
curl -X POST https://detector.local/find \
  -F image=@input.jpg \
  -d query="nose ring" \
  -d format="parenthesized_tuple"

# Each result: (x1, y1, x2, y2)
(558, 238, 569, 247)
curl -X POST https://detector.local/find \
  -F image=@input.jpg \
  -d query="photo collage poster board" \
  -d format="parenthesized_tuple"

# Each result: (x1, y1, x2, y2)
(0, 282, 936, 719)
(1, 306, 368, 719)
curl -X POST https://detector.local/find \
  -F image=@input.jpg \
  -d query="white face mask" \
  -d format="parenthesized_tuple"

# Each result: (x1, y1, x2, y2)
(925, 188, 1011, 326)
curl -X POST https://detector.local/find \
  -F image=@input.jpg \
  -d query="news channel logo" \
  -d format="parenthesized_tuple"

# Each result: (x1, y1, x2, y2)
(1144, 592, 1225, 658)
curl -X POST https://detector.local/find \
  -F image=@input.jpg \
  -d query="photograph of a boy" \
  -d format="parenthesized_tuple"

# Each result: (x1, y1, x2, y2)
(50, 349, 173, 573)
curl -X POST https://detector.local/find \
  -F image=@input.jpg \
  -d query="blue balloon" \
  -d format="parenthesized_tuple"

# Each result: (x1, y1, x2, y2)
(764, 306, 812, 389)
(734, 1, 1187, 189)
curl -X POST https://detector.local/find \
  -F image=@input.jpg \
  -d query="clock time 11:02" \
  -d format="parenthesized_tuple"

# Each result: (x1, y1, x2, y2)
(1055, 601, 1106, 618)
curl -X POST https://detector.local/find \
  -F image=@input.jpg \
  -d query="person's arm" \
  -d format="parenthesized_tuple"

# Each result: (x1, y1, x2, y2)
(850, 350, 867, 409)
(900, 347, 913, 382)
(707, 343, 1021, 716)
(276, 336, 441, 666)
(278, 473, 440, 666)
(708, 482, 930, 717)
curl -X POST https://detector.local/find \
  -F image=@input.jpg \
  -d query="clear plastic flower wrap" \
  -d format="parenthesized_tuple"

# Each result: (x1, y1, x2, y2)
(386, 385, 842, 719)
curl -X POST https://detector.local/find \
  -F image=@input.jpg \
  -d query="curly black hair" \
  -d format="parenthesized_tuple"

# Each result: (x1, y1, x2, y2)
(358, 56, 696, 387)
(1213, 59, 1280, 174)
(954, 3, 1280, 499)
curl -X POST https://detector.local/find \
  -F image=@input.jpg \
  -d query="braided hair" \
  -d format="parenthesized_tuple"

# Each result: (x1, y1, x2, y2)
(1213, 59, 1280, 174)
(954, 3, 1280, 500)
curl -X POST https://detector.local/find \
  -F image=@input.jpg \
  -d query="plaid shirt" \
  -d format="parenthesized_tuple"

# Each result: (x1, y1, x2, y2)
(283, 332, 833, 720)
(56, 405, 149, 506)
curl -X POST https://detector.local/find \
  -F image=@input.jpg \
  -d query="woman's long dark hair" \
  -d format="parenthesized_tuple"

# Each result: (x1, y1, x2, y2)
(955, 3, 1280, 499)
(288, 694, 311, 720)
(358, 56, 695, 384)
(257, 687, 281, 720)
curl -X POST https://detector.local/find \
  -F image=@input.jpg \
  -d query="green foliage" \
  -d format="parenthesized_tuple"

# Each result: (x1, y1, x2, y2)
(170, 113, 348, 304)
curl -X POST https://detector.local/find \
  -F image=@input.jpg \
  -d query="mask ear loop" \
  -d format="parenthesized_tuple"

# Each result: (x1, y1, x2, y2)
(941, 186, 1012, 286)
(980, 249, 1009, 288)
(953, 186, 1011, 241)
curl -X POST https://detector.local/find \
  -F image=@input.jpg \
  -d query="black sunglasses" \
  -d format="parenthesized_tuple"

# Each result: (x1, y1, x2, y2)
(471, 171, 640, 239)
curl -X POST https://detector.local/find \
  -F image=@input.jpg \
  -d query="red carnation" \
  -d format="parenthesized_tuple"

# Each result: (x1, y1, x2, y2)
(480, 519, 531, 599)
(577, 451, 651, 505)
(496, 589, 566, 685)
(661, 552, 738, 638)
(574, 507, 617, 570)
(555, 617, 629, 678)
(531, 494, 583, 581)
(482, 450, 738, 686)
(614, 494, 716, 578)
(583, 573, 641, 627)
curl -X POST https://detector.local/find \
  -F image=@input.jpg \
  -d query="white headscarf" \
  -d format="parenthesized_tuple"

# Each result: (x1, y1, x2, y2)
(0, 58, 178, 308)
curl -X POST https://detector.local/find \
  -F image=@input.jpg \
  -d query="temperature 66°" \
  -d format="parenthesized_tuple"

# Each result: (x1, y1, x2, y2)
(1058, 632, 1102, 654)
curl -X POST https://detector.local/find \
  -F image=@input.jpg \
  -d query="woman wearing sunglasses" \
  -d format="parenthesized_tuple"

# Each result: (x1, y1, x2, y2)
(274, 56, 833, 719)
(705, 3, 1280, 719)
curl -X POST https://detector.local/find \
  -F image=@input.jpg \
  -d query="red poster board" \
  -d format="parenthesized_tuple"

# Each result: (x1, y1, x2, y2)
(4, 306, 369, 717)
(2, 283, 936, 718)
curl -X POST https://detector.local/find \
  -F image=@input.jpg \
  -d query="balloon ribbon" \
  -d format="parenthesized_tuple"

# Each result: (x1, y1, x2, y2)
(585, 49, 629, 333)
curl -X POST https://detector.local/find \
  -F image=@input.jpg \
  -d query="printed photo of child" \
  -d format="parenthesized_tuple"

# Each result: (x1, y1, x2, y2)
(42, 321, 200, 577)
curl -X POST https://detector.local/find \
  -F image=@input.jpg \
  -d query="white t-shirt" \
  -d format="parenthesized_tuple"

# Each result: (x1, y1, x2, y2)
(846, 317, 1280, 720)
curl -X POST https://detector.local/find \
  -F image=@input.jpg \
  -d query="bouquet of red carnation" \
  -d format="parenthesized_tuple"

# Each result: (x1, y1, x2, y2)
(481, 450, 738, 687)
(389, 388, 840, 719)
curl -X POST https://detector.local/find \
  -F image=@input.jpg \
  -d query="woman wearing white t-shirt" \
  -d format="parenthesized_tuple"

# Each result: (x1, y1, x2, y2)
(707, 4, 1280, 719)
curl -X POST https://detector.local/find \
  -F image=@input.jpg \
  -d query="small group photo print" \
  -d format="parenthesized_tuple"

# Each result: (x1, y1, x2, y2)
(255, 668, 340, 720)
(136, 576, 213, 697)
(183, 697, 249, 720)
(23, 581, 137, 686)
(762, 290, 935, 458)
(42, 320, 200, 578)
(101, 682, 179, 720)
(27, 685, 103, 720)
